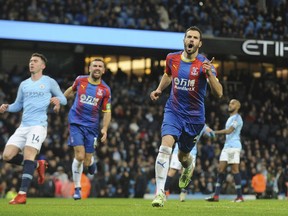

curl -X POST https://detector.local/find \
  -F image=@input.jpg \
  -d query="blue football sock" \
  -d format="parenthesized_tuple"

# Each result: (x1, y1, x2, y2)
(19, 160, 36, 192)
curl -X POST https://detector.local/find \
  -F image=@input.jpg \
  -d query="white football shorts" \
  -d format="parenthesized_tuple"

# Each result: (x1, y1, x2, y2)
(6, 125, 47, 151)
(170, 152, 196, 170)
(219, 148, 241, 164)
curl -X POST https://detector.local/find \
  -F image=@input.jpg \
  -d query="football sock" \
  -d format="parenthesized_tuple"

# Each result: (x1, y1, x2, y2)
(19, 160, 36, 193)
(6, 154, 24, 165)
(184, 181, 191, 190)
(72, 158, 83, 188)
(155, 146, 172, 194)
(214, 173, 225, 196)
(89, 156, 94, 166)
(181, 188, 187, 193)
(234, 173, 243, 197)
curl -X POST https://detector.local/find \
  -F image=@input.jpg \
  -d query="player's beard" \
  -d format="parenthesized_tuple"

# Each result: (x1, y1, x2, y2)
(228, 107, 235, 113)
(185, 44, 199, 56)
(90, 71, 101, 81)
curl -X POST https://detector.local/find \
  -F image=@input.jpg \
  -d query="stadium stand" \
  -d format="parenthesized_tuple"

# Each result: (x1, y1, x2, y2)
(0, 0, 287, 40)
(0, 0, 287, 199)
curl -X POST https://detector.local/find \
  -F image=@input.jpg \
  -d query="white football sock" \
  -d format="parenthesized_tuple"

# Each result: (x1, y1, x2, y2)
(72, 158, 83, 188)
(155, 146, 172, 194)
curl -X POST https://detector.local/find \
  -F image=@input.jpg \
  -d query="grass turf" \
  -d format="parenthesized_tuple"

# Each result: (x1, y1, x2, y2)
(1, 198, 287, 216)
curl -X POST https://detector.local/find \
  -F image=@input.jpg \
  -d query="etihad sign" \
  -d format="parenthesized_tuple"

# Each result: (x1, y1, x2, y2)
(242, 40, 288, 57)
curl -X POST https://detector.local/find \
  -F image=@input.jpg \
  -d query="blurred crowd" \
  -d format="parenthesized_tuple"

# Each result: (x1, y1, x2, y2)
(0, 0, 287, 40)
(0, 65, 287, 199)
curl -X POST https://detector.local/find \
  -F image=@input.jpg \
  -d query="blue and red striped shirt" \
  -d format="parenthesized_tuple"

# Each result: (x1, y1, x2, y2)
(68, 75, 111, 129)
(165, 52, 217, 124)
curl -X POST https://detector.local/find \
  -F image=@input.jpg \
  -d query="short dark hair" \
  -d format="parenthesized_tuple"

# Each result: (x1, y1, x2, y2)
(31, 53, 48, 65)
(185, 26, 203, 41)
(90, 58, 106, 68)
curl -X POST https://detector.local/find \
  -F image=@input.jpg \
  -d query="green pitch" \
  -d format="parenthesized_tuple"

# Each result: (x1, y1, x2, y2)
(1, 198, 287, 216)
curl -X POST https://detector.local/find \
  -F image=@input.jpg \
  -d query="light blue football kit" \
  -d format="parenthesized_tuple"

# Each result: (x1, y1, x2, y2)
(7, 75, 67, 127)
(222, 114, 243, 149)
(6, 75, 67, 150)
(219, 113, 243, 164)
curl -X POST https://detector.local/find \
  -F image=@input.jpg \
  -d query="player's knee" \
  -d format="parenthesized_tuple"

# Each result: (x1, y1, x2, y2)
(218, 167, 225, 173)
(178, 153, 190, 162)
(3, 153, 14, 162)
(75, 154, 85, 162)
(231, 168, 239, 174)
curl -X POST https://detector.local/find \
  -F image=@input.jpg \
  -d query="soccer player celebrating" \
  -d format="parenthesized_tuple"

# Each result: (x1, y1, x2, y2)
(150, 26, 223, 207)
(0, 53, 67, 204)
(205, 99, 244, 202)
(64, 58, 111, 200)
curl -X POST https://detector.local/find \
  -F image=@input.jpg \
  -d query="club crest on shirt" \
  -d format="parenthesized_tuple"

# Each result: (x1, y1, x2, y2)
(190, 67, 199, 76)
(39, 84, 45, 89)
(97, 89, 103, 96)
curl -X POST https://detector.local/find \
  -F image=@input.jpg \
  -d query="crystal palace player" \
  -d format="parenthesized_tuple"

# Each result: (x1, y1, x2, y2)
(150, 26, 223, 207)
(64, 58, 111, 200)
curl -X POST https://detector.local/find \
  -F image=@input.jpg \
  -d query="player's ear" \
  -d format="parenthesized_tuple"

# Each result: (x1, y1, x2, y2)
(199, 41, 202, 48)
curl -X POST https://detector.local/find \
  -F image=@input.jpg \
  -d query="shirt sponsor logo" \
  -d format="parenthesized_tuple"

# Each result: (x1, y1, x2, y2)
(24, 92, 45, 97)
(80, 94, 99, 106)
(174, 78, 195, 91)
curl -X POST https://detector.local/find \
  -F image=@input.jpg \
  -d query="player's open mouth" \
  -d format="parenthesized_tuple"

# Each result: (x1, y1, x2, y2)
(188, 44, 193, 48)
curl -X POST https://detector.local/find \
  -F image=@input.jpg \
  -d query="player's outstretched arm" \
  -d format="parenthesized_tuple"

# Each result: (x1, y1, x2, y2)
(204, 126, 215, 138)
(150, 73, 172, 101)
(50, 97, 60, 113)
(202, 58, 223, 98)
(150, 89, 162, 101)
(215, 126, 235, 135)
(101, 111, 111, 143)
(50, 79, 67, 105)
(64, 86, 76, 99)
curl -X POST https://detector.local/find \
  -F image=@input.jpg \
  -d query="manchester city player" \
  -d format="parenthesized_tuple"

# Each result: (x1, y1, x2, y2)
(0, 53, 67, 204)
(205, 99, 244, 202)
